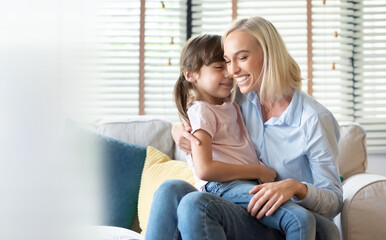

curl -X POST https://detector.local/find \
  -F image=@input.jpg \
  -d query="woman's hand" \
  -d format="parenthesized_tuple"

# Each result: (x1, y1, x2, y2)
(171, 121, 200, 154)
(247, 179, 307, 219)
(258, 167, 277, 183)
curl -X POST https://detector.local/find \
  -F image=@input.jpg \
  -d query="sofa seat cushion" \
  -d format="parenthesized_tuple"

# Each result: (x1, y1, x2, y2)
(93, 226, 144, 240)
(138, 146, 195, 234)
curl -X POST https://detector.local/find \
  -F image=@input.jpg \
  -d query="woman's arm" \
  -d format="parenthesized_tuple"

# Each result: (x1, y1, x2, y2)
(293, 112, 343, 218)
(171, 122, 200, 154)
(191, 129, 276, 183)
(247, 179, 307, 219)
(247, 112, 343, 219)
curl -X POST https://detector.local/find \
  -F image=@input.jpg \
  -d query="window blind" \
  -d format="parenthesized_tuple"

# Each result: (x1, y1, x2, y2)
(312, 0, 386, 152)
(89, 0, 141, 120)
(311, 0, 356, 123)
(237, 0, 309, 93)
(144, 0, 186, 122)
(354, 0, 386, 152)
(191, 0, 233, 36)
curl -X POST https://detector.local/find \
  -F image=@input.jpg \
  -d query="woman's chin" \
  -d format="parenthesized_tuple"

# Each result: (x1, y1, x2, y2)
(238, 84, 253, 94)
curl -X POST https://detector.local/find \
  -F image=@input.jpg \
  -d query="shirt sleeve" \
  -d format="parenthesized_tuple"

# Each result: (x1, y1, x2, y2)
(292, 111, 343, 219)
(187, 102, 217, 138)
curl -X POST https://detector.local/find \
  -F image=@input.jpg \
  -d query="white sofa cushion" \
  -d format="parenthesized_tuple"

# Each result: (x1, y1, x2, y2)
(338, 122, 367, 180)
(96, 116, 175, 159)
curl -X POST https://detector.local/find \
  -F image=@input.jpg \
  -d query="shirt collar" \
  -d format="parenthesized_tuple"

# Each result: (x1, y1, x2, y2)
(246, 89, 303, 127)
(246, 91, 259, 104)
(282, 89, 302, 127)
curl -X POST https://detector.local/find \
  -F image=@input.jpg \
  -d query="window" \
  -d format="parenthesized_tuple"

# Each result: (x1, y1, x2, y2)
(312, 0, 386, 151)
(192, 0, 232, 36)
(144, 0, 186, 122)
(354, 0, 386, 152)
(88, 0, 385, 151)
(237, 0, 309, 92)
(87, 0, 141, 120)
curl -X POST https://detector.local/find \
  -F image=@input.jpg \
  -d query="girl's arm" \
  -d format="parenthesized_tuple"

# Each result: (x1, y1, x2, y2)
(191, 129, 276, 183)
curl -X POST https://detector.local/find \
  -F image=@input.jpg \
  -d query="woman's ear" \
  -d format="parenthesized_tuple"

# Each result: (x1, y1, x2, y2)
(184, 71, 196, 83)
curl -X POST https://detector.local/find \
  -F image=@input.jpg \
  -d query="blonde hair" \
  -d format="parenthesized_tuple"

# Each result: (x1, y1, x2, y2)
(224, 16, 302, 103)
(174, 34, 226, 122)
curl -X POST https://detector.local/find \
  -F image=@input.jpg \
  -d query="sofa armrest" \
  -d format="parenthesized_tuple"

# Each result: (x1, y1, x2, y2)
(334, 173, 386, 240)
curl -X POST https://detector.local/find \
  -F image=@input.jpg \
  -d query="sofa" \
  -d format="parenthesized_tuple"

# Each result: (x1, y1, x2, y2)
(93, 116, 386, 240)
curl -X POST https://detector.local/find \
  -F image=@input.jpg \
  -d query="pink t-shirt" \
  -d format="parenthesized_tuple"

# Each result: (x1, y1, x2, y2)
(186, 100, 263, 190)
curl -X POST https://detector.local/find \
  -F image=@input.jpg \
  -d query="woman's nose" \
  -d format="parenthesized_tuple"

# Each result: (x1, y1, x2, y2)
(224, 69, 231, 79)
(228, 61, 239, 75)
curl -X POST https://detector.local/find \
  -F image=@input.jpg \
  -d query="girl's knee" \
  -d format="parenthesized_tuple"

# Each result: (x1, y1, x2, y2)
(282, 204, 316, 232)
(283, 203, 316, 228)
(296, 208, 315, 228)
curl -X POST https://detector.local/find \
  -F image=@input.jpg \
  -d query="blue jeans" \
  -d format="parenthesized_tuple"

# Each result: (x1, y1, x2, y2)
(145, 179, 340, 240)
(204, 180, 315, 240)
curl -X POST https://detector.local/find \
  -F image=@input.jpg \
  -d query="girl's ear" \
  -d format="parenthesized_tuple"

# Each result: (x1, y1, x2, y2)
(184, 71, 196, 83)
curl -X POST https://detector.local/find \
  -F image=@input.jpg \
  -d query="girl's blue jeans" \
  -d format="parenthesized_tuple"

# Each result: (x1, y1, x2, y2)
(145, 179, 340, 240)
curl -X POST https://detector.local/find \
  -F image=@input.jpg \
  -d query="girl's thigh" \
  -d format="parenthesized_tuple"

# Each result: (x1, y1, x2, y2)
(205, 180, 258, 209)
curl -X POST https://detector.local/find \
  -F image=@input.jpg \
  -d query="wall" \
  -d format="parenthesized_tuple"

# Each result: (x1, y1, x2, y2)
(367, 153, 386, 176)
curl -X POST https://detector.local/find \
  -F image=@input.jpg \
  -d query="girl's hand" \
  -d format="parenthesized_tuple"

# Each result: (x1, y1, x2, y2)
(258, 167, 276, 183)
(247, 179, 307, 219)
(171, 121, 200, 154)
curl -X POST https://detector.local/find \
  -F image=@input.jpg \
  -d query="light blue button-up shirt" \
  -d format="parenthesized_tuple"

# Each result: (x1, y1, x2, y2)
(236, 89, 343, 219)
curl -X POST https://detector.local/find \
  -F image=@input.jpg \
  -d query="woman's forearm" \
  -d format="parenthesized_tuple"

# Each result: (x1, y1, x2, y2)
(289, 179, 307, 200)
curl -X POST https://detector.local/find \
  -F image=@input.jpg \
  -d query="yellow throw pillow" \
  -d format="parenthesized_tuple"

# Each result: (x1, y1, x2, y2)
(138, 146, 195, 234)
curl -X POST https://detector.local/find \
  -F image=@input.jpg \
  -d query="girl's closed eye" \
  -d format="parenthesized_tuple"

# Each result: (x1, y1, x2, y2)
(212, 63, 225, 70)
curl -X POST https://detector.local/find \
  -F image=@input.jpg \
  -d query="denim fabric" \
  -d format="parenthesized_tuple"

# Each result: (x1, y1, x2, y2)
(145, 180, 340, 240)
(204, 180, 315, 240)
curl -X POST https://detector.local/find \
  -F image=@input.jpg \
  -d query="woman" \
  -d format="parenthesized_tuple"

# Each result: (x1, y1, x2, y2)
(146, 16, 342, 240)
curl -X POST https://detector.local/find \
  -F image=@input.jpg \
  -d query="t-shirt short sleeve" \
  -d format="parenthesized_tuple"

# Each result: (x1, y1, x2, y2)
(187, 102, 216, 138)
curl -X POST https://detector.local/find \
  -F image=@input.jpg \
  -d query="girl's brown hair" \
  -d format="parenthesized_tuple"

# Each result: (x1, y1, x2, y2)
(174, 34, 224, 121)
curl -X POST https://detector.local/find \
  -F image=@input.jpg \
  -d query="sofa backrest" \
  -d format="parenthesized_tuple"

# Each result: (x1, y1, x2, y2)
(95, 117, 368, 181)
(96, 116, 176, 160)
(338, 122, 367, 180)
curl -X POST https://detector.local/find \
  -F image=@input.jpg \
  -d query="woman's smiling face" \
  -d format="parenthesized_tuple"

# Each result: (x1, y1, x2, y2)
(223, 30, 264, 94)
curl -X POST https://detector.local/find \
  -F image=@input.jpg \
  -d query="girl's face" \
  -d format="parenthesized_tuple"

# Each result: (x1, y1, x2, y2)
(192, 61, 233, 105)
(224, 30, 264, 94)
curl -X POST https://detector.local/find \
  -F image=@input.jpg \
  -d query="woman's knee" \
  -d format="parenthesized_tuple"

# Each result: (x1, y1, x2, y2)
(177, 192, 216, 220)
(153, 179, 195, 201)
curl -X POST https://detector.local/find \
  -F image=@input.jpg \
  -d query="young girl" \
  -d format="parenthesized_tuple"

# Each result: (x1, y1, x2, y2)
(171, 34, 316, 240)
